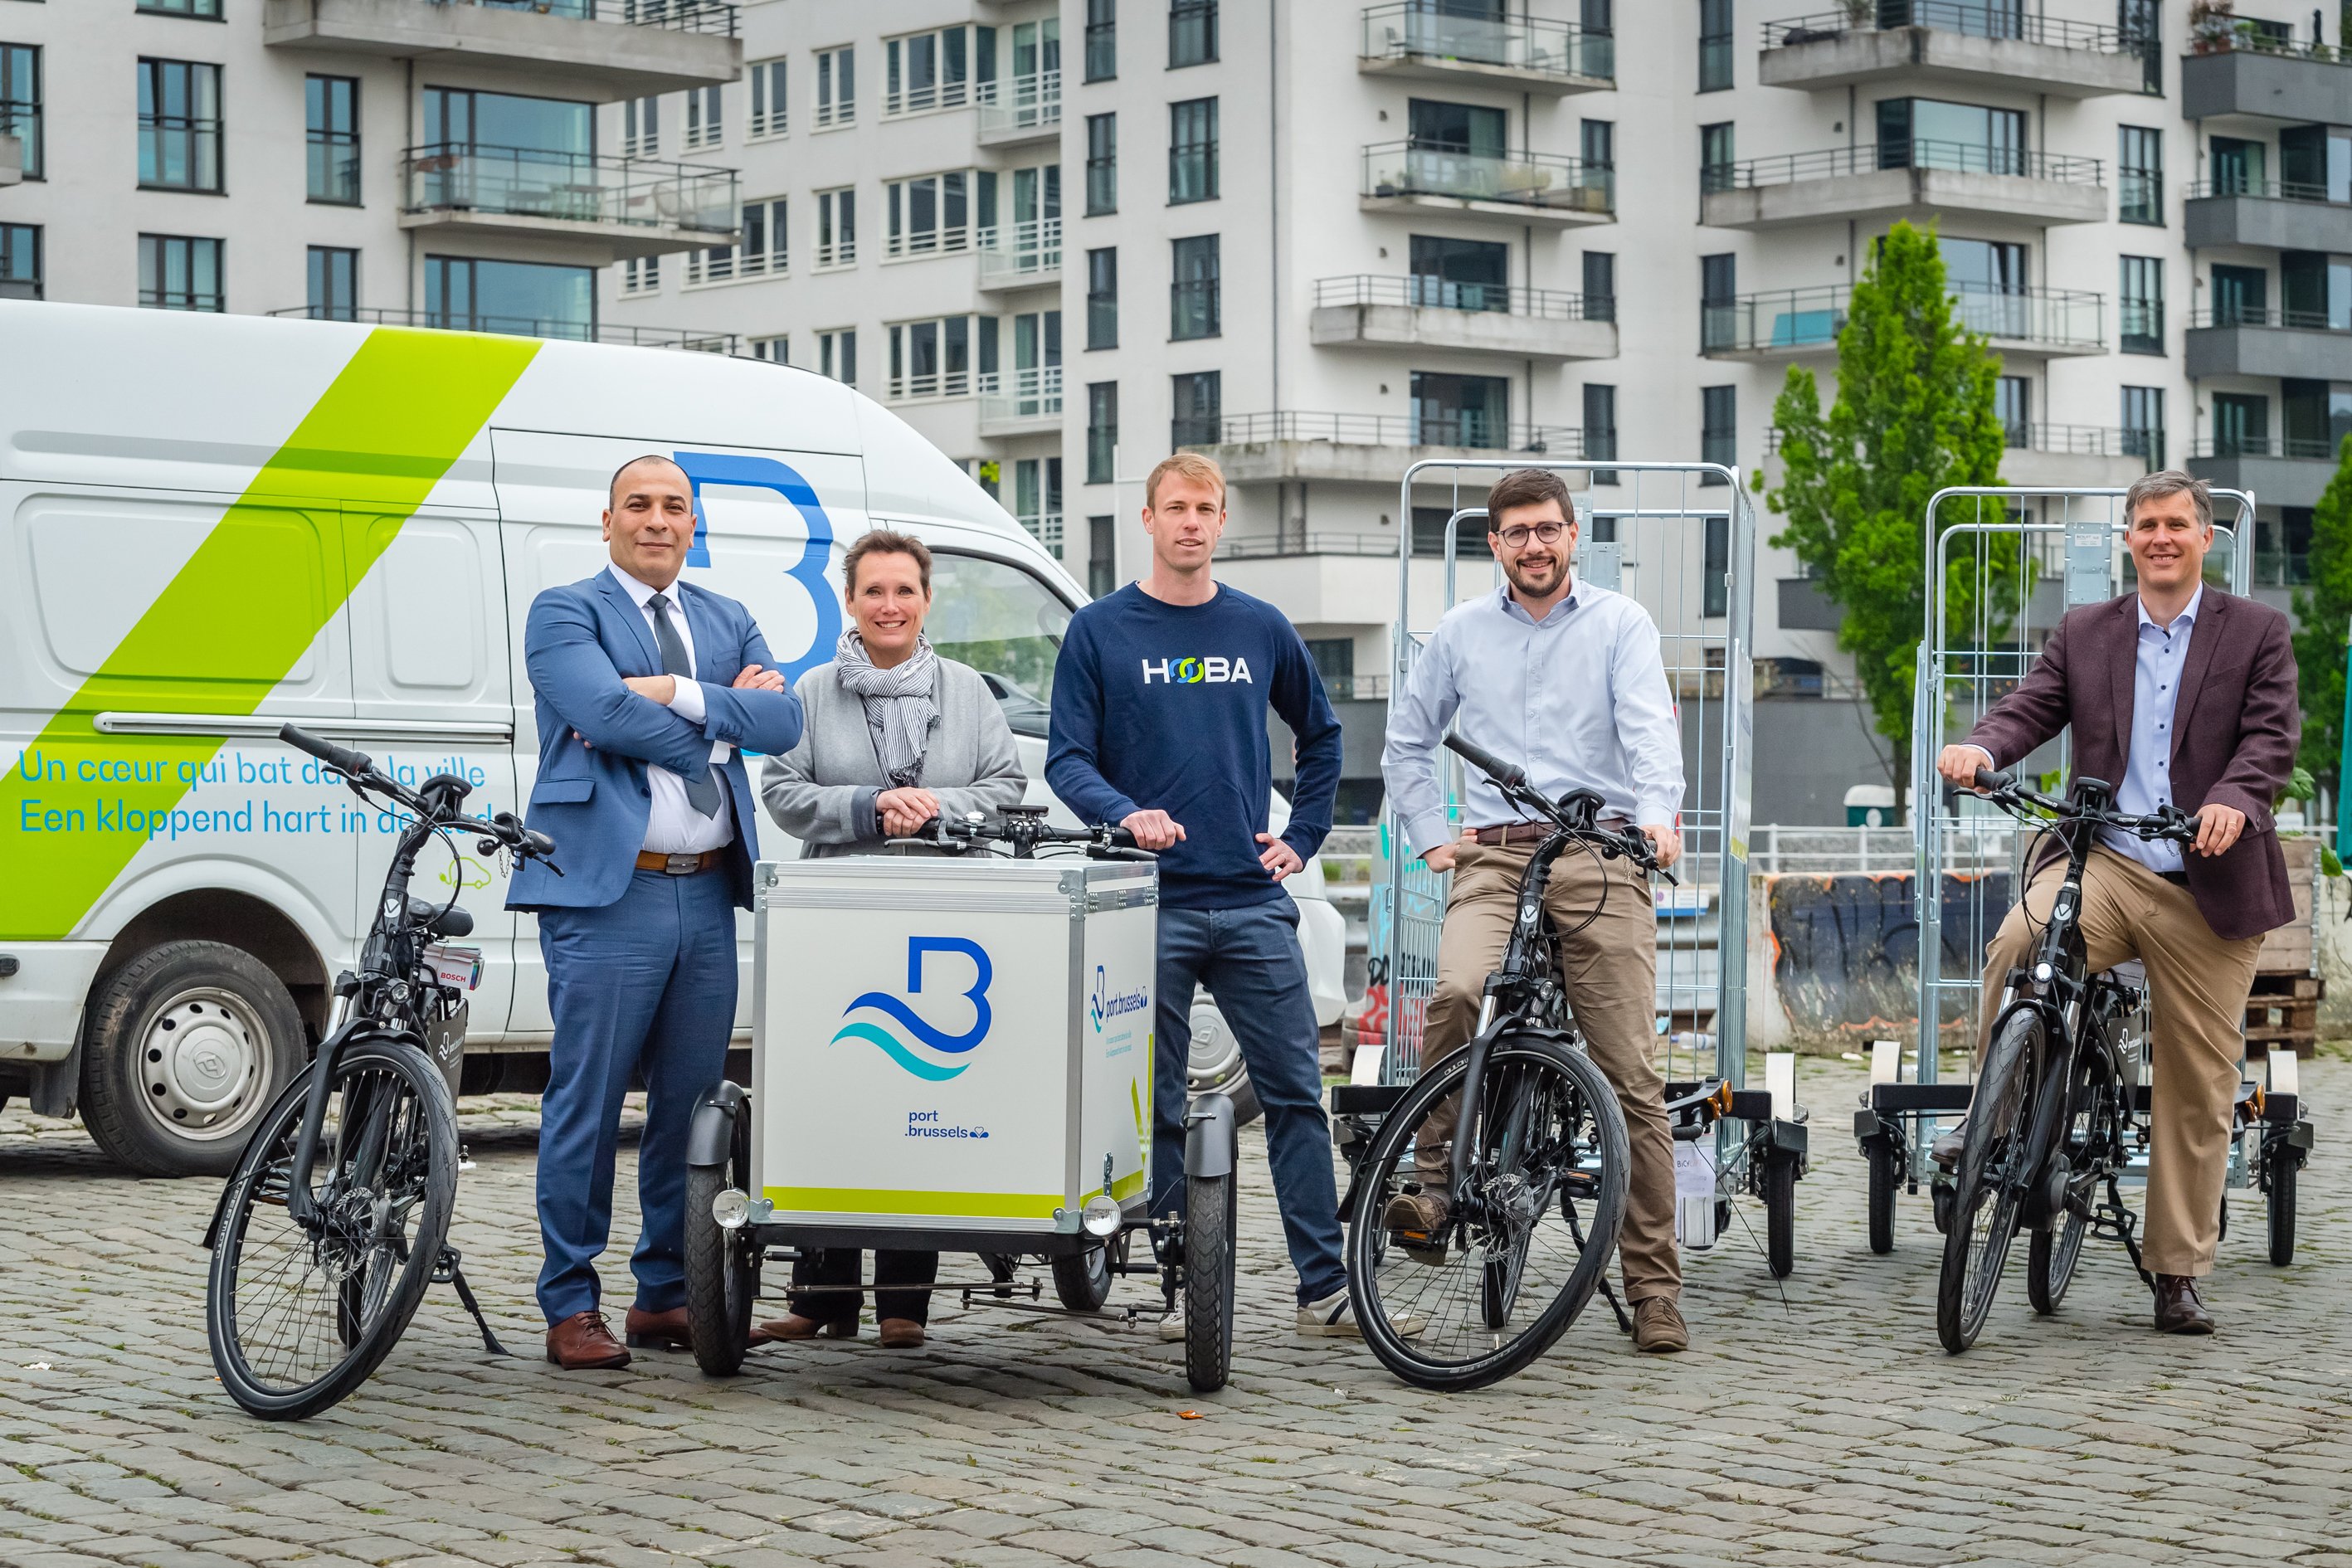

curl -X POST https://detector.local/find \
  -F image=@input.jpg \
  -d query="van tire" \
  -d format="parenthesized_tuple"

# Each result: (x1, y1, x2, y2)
(80, 942, 304, 1178)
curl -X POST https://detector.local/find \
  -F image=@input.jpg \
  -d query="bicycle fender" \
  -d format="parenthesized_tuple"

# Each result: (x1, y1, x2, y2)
(686, 1079, 747, 1168)
(1185, 1092, 1238, 1180)
(200, 1061, 322, 1252)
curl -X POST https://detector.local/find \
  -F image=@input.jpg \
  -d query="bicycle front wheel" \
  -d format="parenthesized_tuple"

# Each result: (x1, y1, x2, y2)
(1345, 1031, 1629, 1391)
(1937, 1010, 2039, 1353)
(207, 1039, 458, 1419)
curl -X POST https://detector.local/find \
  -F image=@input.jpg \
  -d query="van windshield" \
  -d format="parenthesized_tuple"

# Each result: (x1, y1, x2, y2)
(925, 550, 1074, 738)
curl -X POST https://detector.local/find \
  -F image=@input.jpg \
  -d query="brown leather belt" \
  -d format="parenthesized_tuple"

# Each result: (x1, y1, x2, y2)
(1472, 818, 1631, 846)
(635, 849, 725, 875)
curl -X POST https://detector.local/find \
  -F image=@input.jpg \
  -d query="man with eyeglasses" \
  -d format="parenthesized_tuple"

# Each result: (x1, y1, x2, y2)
(1380, 466, 1692, 1353)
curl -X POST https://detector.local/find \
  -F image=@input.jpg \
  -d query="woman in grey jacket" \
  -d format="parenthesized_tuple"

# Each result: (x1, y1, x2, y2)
(756, 527, 1026, 1349)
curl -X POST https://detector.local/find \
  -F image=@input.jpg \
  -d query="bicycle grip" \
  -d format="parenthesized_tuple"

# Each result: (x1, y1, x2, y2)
(1103, 825, 1140, 849)
(280, 724, 373, 780)
(1444, 733, 1526, 788)
(1974, 767, 2012, 793)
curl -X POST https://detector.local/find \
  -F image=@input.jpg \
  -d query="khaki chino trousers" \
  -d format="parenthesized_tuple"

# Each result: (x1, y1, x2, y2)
(1417, 840, 1682, 1303)
(1977, 846, 2262, 1278)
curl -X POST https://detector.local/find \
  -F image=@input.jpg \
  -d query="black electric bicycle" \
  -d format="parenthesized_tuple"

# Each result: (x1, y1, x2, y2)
(204, 725, 557, 1419)
(1341, 735, 1661, 1390)
(1936, 768, 2197, 1354)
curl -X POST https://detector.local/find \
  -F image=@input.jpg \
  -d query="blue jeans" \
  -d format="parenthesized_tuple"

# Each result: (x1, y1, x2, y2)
(1152, 901, 1346, 1305)
(534, 868, 738, 1325)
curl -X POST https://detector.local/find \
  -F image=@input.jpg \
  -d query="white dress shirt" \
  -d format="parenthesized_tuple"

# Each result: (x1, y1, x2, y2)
(1382, 578, 1686, 858)
(606, 562, 734, 855)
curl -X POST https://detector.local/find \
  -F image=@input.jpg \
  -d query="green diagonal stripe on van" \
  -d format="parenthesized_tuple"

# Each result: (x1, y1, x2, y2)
(1, 329, 539, 940)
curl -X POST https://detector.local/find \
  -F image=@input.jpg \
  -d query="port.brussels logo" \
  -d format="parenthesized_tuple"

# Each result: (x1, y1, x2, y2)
(1140, 655, 1254, 685)
(1088, 965, 1149, 1034)
(832, 937, 991, 1082)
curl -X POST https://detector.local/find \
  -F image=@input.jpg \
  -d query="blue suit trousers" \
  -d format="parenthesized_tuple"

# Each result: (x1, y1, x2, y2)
(535, 867, 737, 1324)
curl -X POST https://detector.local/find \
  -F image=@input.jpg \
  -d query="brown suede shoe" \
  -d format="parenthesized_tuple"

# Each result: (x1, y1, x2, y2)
(545, 1309, 631, 1370)
(2153, 1274, 2216, 1335)
(759, 1313, 859, 1342)
(877, 1317, 927, 1349)
(1632, 1297, 1689, 1354)
(624, 1306, 777, 1351)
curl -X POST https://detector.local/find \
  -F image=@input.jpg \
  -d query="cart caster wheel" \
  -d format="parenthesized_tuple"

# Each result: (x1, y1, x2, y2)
(1051, 1231, 1122, 1312)
(1931, 1178, 1955, 1236)
(1866, 1141, 1898, 1255)
(1762, 1153, 1796, 1279)
(2267, 1153, 2297, 1267)
(1184, 1170, 1236, 1393)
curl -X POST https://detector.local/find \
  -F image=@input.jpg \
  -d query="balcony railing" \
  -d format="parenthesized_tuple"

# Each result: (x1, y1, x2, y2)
(1703, 283, 2103, 353)
(437, 0, 739, 35)
(1359, 2, 1614, 82)
(2251, 550, 2312, 587)
(2190, 434, 2352, 460)
(1769, 421, 2158, 460)
(401, 144, 738, 236)
(267, 305, 740, 353)
(980, 364, 1064, 422)
(1219, 532, 1402, 560)
(1362, 142, 1613, 213)
(2190, 306, 2352, 333)
(1761, 3, 2126, 52)
(1018, 513, 1064, 553)
(1707, 139, 2103, 190)
(1179, 410, 1582, 453)
(2189, 26, 2352, 65)
(1313, 273, 1597, 319)
(976, 71, 1060, 138)
(976, 217, 1061, 284)
(2187, 178, 2352, 206)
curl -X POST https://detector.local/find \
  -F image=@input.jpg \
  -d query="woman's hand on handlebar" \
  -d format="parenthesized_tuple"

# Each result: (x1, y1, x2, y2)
(1121, 808, 1186, 851)
(876, 786, 942, 838)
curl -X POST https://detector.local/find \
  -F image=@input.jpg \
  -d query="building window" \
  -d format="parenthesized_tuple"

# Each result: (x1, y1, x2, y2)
(887, 171, 973, 257)
(620, 255, 661, 297)
(888, 314, 989, 400)
(1702, 514, 1730, 617)
(1584, 383, 1618, 485)
(306, 246, 357, 320)
(2209, 134, 2263, 196)
(2283, 251, 2352, 332)
(1171, 234, 1220, 339)
(820, 328, 857, 384)
(1015, 456, 1064, 557)
(1408, 235, 1508, 310)
(1413, 371, 1508, 448)
(1994, 374, 2031, 446)
(2119, 125, 2161, 225)
(139, 233, 224, 312)
(138, 0, 223, 15)
(2212, 391, 2267, 456)
(885, 25, 989, 116)
(1701, 384, 1736, 482)
(304, 75, 359, 205)
(1700, 253, 1736, 353)
(2209, 261, 2265, 326)
(1170, 97, 1217, 204)
(1086, 0, 1118, 81)
(692, 196, 786, 283)
(684, 84, 722, 149)
(2121, 385, 2165, 469)
(2283, 379, 2352, 460)
(749, 58, 787, 139)
(1087, 246, 1118, 348)
(138, 58, 224, 193)
(1172, 370, 1221, 446)
(1087, 382, 1119, 485)
(752, 335, 788, 363)
(0, 222, 39, 299)
(816, 46, 855, 127)
(1698, 0, 1732, 91)
(1087, 113, 1117, 215)
(1088, 515, 1116, 597)
(622, 95, 660, 157)
(817, 187, 856, 266)
(0, 44, 37, 181)
(2281, 124, 2352, 205)
(1170, 0, 1218, 66)
(1583, 251, 1615, 323)
(1877, 97, 2026, 175)
(426, 255, 594, 337)
(2121, 256, 2164, 354)
(1699, 121, 1735, 192)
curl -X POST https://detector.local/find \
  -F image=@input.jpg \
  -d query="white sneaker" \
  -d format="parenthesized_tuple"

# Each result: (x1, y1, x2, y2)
(1157, 1303, 1186, 1341)
(1298, 1288, 1425, 1339)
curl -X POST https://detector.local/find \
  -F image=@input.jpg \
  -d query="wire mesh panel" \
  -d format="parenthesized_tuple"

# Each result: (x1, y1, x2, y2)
(1377, 460, 1756, 1107)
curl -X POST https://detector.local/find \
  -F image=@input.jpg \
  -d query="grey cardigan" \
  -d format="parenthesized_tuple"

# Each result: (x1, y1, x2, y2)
(759, 656, 1027, 856)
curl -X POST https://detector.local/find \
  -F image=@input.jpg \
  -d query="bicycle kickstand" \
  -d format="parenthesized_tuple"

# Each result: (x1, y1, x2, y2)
(2097, 1174, 2155, 1288)
(1595, 1271, 1633, 1337)
(437, 1245, 512, 1356)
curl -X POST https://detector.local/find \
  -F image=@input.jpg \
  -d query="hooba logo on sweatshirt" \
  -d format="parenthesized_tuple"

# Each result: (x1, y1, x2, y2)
(1141, 656, 1254, 685)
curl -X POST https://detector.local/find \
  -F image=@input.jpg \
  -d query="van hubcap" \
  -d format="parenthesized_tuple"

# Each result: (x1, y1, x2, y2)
(140, 987, 268, 1141)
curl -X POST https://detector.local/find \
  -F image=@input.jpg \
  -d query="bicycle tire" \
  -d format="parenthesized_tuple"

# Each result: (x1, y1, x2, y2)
(1866, 1140, 1897, 1254)
(1345, 1031, 1629, 1391)
(1183, 1171, 1235, 1392)
(2267, 1148, 2297, 1267)
(1763, 1152, 1796, 1279)
(684, 1166, 761, 1376)
(1936, 1010, 2039, 1353)
(2028, 1041, 2111, 1316)
(207, 1040, 456, 1419)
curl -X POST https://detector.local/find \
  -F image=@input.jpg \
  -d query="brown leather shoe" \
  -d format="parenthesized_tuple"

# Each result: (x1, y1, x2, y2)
(2153, 1274, 2216, 1335)
(544, 1309, 631, 1370)
(759, 1313, 859, 1342)
(1632, 1297, 1689, 1353)
(877, 1317, 926, 1349)
(628, 1305, 777, 1351)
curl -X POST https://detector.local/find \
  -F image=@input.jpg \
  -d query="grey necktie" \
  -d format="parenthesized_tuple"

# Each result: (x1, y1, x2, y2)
(646, 592, 723, 819)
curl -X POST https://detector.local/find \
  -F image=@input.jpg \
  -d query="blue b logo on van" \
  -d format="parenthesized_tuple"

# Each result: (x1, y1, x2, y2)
(832, 937, 992, 1081)
(1089, 965, 1148, 1034)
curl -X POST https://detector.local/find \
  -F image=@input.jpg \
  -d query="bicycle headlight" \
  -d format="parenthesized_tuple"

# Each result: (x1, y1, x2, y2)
(1081, 1194, 1122, 1237)
(710, 1187, 752, 1230)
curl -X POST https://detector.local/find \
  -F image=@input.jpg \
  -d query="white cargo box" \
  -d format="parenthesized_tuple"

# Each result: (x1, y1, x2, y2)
(752, 856, 1158, 1235)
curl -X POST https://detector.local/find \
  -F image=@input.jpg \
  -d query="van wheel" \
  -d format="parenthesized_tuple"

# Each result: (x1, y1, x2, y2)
(80, 942, 304, 1177)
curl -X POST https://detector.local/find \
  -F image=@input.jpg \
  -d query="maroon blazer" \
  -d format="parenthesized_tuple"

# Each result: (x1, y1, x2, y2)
(1964, 587, 2300, 942)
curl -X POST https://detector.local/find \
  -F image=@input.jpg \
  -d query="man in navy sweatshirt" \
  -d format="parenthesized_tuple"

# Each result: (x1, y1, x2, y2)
(1047, 451, 1362, 1337)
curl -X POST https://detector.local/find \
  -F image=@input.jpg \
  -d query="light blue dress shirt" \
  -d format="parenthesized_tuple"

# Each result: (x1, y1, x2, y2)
(1381, 580, 1686, 858)
(2106, 586, 2201, 874)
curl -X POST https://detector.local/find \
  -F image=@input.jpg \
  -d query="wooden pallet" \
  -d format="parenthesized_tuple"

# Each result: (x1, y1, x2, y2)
(2245, 971, 2324, 1056)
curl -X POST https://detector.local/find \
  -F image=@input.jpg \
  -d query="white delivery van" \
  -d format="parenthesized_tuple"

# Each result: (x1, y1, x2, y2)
(0, 303, 1345, 1175)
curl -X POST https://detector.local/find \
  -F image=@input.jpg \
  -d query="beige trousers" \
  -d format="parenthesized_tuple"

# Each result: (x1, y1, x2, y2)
(1977, 846, 2262, 1278)
(1418, 840, 1682, 1303)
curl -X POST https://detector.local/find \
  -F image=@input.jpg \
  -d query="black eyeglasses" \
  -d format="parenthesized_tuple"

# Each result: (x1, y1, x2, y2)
(1496, 522, 1567, 548)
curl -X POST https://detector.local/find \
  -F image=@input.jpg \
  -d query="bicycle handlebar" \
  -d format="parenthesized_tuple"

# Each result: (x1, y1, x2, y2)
(280, 723, 373, 782)
(1445, 739, 1673, 883)
(280, 724, 558, 863)
(1444, 733, 1527, 790)
(1972, 767, 2200, 844)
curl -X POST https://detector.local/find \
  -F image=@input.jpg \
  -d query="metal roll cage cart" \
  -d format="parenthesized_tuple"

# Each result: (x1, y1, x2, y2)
(1332, 457, 1814, 1287)
(1861, 485, 2314, 1262)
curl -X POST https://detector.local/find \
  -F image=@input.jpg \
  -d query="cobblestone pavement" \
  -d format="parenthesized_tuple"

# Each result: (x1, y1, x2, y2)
(4, 1059, 2350, 1568)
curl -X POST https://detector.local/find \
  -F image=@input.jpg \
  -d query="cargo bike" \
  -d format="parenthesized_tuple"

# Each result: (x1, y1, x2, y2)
(679, 808, 1244, 1391)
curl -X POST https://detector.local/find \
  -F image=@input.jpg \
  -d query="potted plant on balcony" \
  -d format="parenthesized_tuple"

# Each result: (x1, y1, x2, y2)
(2189, 0, 2238, 53)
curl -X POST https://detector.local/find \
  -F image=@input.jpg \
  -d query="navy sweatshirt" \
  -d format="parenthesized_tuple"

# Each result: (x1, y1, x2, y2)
(1047, 582, 1343, 910)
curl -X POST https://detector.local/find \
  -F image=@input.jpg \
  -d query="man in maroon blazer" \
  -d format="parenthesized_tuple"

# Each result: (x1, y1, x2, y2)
(1937, 470, 2299, 1335)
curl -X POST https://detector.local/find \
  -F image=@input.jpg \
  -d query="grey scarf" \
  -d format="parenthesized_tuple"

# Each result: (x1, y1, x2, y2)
(835, 629, 940, 788)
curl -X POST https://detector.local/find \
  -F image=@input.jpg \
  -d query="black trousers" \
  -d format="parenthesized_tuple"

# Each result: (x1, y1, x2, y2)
(788, 1249, 939, 1326)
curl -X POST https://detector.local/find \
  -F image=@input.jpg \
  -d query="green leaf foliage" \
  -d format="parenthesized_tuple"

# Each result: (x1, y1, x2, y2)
(2288, 435, 2352, 792)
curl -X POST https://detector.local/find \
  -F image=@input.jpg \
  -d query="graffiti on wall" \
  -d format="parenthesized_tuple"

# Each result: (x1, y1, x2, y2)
(1768, 872, 2015, 1041)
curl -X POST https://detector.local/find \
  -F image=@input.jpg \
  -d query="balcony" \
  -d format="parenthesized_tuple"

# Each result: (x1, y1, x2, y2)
(1357, 3, 1614, 95)
(1361, 143, 1614, 226)
(1763, 422, 2155, 492)
(262, 0, 741, 101)
(1758, 5, 2150, 99)
(0, 133, 18, 187)
(2188, 436, 2347, 512)
(976, 219, 1061, 291)
(2183, 36, 2352, 124)
(1308, 275, 1617, 362)
(2185, 309, 2352, 381)
(399, 144, 738, 261)
(1702, 140, 2106, 230)
(1177, 410, 1585, 485)
(977, 367, 1064, 437)
(268, 305, 742, 354)
(2184, 181, 2352, 253)
(1700, 282, 2103, 358)
(976, 73, 1060, 146)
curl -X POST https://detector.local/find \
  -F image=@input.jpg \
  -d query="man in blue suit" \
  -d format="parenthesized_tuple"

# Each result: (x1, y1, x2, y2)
(509, 454, 803, 1370)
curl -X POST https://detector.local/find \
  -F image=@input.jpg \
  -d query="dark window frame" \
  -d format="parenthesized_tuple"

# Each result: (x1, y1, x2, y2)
(1170, 232, 1220, 340)
(1700, 383, 1736, 485)
(1087, 382, 1119, 485)
(306, 74, 361, 206)
(1169, 95, 1218, 204)
(1085, 0, 1118, 82)
(0, 221, 42, 300)
(138, 56, 225, 194)
(0, 42, 41, 182)
(307, 245, 358, 321)
(2120, 254, 2165, 354)
(139, 231, 225, 312)
(1087, 246, 1118, 348)
(1086, 111, 1118, 215)
(1171, 368, 1222, 447)
(1697, 0, 1733, 91)
(1169, 0, 1218, 68)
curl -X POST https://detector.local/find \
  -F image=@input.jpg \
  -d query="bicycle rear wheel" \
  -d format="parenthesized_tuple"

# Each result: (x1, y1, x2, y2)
(1937, 1010, 2039, 1353)
(1345, 1031, 1628, 1391)
(207, 1039, 457, 1419)
(2028, 1042, 2115, 1315)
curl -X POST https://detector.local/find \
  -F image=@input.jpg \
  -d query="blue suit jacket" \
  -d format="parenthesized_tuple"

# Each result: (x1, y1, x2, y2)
(509, 570, 804, 912)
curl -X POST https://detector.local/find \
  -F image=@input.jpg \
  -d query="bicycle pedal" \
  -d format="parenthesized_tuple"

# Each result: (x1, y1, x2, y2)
(1390, 1230, 1449, 1267)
